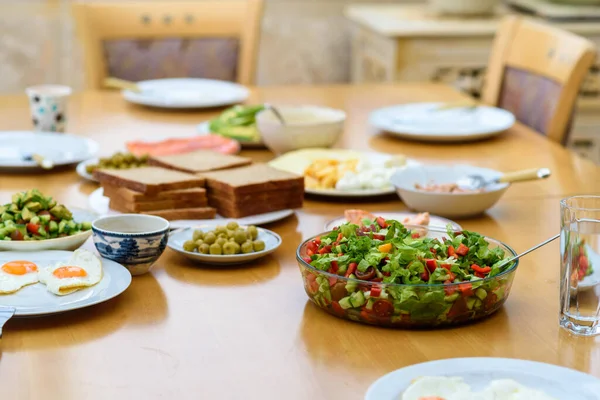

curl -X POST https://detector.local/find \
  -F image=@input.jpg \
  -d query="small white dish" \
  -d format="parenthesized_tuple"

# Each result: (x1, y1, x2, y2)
(122, 78, 249, 109)
(196, 121, 266, 149)
(88, 188, 296, 226)
(76, 158, 98, 182)
(168, 223, 282, 265)
(391, 164, 509, 218)
(269, 149, 420, 198)
(256, 106, 345, 154)
(369, 102, 515, 142)
(0, 131, 99, 170)
(0, 250, 131, 317)
(366, 357, 600, 400)
(0, 208, 98, 252)
(324, 212, 462, 231)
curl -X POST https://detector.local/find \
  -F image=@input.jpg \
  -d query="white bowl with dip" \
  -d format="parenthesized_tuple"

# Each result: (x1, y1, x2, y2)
(256, 106, 345, 154)
(391, 164, 509, 218)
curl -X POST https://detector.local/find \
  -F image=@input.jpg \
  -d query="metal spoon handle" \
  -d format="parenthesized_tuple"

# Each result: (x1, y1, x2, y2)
(497, 168, 551, 184)
(0, 306, 16, 338)
(33, 153, 54, 170)
(495, 233, 560, 270)
(264, 103, 286, 125)
(104, 77, 142, 93)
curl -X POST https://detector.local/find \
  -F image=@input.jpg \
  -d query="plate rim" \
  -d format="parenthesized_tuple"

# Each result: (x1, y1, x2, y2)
(0, 131, 100, 168)
(122, 78, 249, 109)
(369, 102, 515, 141)
(0, 250, 132, 317)
(365, 357, 600, 400)
(76, 158, 99, 182)
(167, 225, 282, 264)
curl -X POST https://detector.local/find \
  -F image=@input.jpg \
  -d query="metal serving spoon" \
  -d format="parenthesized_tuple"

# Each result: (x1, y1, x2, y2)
(22, 152, 54, 170)
(0, 306, 16, 338)
(494, 233, 560, 271)
(264, 103, 287, 125)
(457, 168, 551, 191)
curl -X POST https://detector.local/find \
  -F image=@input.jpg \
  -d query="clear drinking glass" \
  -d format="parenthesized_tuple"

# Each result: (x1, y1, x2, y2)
(560, 196, 600, 336)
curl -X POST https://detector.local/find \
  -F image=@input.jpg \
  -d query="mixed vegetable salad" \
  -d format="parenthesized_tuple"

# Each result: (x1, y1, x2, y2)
(208, 105, 265, 143)
(298, 217, 517, 327)
(0, 189, 92, 241)
(571, 239, 594, 283)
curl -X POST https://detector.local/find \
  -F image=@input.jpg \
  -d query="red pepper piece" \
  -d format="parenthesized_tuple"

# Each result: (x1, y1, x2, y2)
(456, 243, 469, 256)
(425, 259, 438, 273)
(472, 264, 492, 274)
(370, 286, 382, 297)
(303, 257, 312, 264)
(318, 245, 332, 255)
(329, 260, 339, 274)
(331, 301, 345, 316)
(376, 217, 387, 229)
(314, 236, 321, 245)
(336, 232, 343, 242)
(458, 283, 474, 297)
(373, 234, 385, 240)
(345, 262, 357, 277)
(411, 232, 420, 239)
(329, 277, 337, 287)
(447, 245, 456, 258)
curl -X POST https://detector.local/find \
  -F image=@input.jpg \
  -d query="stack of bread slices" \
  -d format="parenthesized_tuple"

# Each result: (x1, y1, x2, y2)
(93, 150, 304, 220)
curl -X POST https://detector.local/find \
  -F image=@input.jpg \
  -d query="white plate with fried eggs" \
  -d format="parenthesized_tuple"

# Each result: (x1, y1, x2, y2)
(366, 357, 600, 400)
(0, 250, 131, 316)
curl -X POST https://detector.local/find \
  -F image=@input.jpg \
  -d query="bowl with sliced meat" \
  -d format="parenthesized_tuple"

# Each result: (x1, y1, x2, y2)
(297, 218, 518, 328)
(0, 190, 95, 251)
(391, 164, 509, 218)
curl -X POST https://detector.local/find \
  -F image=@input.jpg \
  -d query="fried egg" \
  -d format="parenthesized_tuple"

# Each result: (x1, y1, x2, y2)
(39, 249, 103, 296)
(0, 260, 39, 294)
(402, 377, 556, 400)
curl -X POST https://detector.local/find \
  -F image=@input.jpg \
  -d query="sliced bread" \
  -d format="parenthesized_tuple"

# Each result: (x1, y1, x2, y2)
(148, 150, 252, 174)
(94, 166, 205, 195)
(109, 197, 208, 212)
(141, 207, 217, 221)
(200, 163, 304, 195)
(102, 184, 206, 202)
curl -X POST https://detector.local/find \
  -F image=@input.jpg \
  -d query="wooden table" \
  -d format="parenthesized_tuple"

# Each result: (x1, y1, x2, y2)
(1, 84, 599, 400)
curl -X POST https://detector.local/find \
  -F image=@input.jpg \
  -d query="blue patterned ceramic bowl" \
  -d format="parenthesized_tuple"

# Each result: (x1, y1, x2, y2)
(92, 214, 169, 276)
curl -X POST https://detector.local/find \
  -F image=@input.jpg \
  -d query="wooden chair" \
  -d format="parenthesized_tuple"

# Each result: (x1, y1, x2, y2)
(72, 0, 264, 88)
(482, 16, 596, 145)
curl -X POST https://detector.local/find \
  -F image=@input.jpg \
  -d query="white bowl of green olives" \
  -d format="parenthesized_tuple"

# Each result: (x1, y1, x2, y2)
(167, 221, 282, 265)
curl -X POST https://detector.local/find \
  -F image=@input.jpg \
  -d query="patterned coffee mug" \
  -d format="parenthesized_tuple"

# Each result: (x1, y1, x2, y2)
(25, 84, 72, 133)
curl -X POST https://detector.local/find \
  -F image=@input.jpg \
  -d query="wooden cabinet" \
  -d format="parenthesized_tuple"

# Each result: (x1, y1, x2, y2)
(345, 3, 600, 163)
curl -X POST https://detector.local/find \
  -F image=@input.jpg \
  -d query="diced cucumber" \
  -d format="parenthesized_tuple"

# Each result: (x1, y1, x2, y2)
(345, 274, 358, 293)
(39, 214, 51, 224)
(466, 297, 477, 310)
(4, 219, 14, 227)
(48, 220, 58, 233)
(473, 298, 483, 309)
(0, 205, 7, 214)
(30, 216, 40, 225)
(365, 297, 376, 311)
(444, 292, 460, 303)
(475, 288, 487, 300)
(67, 220, 77, 231)
(1, 212, 14, 221)
(339, 296, 353, 310)
(37, 226, 47, 237)
(8, 203, 19, 213)
(3, 225, 16, 234)
(58, 220, 67, 234)
(81, 221, 92, 231)
(349, 291, 366, 308)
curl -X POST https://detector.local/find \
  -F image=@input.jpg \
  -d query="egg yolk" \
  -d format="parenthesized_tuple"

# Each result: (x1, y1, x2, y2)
(2, 261, 38, 275)
(53, 266, 88, 279)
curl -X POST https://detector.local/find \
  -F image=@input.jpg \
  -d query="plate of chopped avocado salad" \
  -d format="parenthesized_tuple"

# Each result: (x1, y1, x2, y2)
(296, 218, 518, 328)
(0, 189, 96, 251)
(168, 220, 281, 265)
(197, 104, 266, 148)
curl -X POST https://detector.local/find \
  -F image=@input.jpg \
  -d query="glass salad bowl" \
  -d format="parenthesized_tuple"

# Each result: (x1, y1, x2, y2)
(296, 226, 518, 328)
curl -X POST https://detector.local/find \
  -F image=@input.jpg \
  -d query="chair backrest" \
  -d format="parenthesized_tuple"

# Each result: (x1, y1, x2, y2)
(482, 16, 596, 145)
(73, 0, 263, 88)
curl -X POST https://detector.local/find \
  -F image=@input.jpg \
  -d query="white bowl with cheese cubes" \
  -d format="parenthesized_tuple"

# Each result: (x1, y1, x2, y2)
(268, 148, 419, 197)
(256, 106, 345, 154)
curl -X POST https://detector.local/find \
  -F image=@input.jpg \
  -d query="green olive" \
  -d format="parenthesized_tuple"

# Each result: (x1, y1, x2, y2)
(203, 232, 216, 245)
(198, 243, 210, 254)
(226, 229, 236, 238)
(139, 154, 149, 162)
(215, 226, 227, 234)
(248, 226, 258, 240)
(195, 239, 204, 248)
(226, 221, 239, 230)
(192, 230, 204, 241)
(234, 231, 247, 244)
(209, 243, 222, 255)
(125, 153, 136, 163)
(241, 241, 254, 254)
(85, 165, 95, 174)
(216, 237, 228, 247)
(253, 240, 266, 252)
(223, 242, 238, 255)
(231, 242, 241, 254)
(183, 240, 197, 252)
(218, 233, 228, 239)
